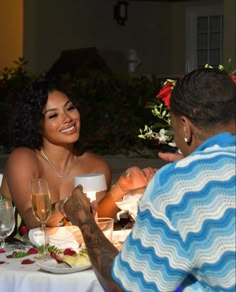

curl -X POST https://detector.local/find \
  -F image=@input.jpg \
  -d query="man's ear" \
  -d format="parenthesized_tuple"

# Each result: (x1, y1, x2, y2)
(180, 116, 192, 144)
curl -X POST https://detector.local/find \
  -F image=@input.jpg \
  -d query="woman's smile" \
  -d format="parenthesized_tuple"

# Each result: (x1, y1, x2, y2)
(60, 124, 77, 134)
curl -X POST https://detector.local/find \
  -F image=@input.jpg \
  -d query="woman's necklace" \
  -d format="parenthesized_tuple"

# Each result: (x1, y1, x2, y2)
(41, 149, 77, 178)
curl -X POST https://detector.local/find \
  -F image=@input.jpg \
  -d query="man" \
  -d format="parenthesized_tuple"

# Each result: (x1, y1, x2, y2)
(64, 67, 236, 291)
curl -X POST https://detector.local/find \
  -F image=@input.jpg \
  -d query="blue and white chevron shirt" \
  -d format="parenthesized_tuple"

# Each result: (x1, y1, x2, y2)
(112, 132, 236, 292)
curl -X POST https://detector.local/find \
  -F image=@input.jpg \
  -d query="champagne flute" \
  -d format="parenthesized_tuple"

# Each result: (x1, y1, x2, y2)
(31, 179, 51, 258)
(0, 197, 16, 250)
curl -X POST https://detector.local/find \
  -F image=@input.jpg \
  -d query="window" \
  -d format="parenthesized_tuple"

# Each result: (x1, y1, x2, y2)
(186, 5, 224, 72)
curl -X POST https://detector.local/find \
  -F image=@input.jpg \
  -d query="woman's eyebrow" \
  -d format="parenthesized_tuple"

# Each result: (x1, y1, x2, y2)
(43, 100, 71, 114)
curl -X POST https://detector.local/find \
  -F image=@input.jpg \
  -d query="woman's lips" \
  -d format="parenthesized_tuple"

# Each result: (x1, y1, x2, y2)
(60, 125, 76, 133)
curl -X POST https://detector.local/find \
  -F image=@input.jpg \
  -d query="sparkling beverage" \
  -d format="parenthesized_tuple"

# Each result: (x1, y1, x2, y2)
(32, 193, 51, 223)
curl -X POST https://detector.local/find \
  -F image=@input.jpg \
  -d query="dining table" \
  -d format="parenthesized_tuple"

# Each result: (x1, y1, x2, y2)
(0, 247, 104, 292)
(0, 226, 132, 292)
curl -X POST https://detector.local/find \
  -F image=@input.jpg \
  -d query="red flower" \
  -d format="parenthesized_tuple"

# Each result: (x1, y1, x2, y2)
(156, 80, 175, 109)
(229, 74, 236, 84)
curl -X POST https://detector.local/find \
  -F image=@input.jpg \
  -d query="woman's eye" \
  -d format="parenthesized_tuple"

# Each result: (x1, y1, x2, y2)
(67, 105, 76, 111)
(48, 113, 57, 119)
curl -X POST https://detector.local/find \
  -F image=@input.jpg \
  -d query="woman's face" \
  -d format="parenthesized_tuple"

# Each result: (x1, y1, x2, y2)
(41, 90, 80, 145)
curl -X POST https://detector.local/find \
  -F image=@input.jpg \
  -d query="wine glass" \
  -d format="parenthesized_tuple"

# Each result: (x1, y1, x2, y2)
(31, 178, 51, 258)
(0, 197, 16, 250)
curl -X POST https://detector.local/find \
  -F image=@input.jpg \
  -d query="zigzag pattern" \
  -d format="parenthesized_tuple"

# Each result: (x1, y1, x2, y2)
(112, 134, 236, 292)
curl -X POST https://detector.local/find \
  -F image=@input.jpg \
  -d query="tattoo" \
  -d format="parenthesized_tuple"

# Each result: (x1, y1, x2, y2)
(80, 219, 123, 292)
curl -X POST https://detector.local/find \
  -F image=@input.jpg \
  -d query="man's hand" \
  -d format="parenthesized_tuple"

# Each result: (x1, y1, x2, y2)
(63, 186, 122, 292)
(64, 185, 93, 227)
(158, 152, 183, 162)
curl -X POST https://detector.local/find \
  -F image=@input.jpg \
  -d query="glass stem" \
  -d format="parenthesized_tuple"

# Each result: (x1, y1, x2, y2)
(41, 223, 47, 255)
(0, 238, 5, 248)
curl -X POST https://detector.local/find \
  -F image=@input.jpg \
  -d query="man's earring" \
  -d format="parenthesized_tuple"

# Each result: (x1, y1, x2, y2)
(184, 137, 188, 143)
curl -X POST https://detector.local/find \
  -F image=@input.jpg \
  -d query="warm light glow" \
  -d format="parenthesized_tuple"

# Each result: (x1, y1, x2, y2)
(74, 173, 107, 203)
(86, 191, 96, 202)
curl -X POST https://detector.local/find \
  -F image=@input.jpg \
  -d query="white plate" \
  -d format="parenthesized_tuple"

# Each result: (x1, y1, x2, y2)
(37, 258, 91, 274)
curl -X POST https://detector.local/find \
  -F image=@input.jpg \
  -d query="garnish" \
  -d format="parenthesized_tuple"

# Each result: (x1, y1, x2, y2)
(6, 247, 38, 258)
(7, 250, 29, 258)
(49, 248, 88, 267)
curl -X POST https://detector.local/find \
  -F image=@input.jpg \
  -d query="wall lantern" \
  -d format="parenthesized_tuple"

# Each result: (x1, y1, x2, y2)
(114, 1, 129, 26)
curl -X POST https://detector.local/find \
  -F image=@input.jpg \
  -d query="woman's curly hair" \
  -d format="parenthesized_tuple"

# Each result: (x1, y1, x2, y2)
(170, 67, 236, 129)
(10, 79, 77, 150)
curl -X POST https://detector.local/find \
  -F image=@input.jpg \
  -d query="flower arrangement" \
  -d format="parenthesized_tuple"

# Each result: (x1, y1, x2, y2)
(138, 79, 175, 147)
(138, 61, 236, 147)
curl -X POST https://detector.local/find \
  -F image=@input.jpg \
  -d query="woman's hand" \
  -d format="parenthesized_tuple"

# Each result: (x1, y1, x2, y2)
(117, 166, 157, 193)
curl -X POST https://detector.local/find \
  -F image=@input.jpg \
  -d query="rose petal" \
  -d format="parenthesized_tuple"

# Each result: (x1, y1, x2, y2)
(50, 252, 63, 263)
(63, 248, 76, 256)
(19, 226, 29, 236)
(27, 248, 38, 254)
(21, 259, 35, 265)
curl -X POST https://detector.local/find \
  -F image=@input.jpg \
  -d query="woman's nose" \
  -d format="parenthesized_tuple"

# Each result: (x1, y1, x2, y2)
(62, 111, 72, 122)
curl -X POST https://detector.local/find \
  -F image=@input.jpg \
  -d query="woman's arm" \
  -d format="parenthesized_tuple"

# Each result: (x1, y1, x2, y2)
(97, 166, 156, 218)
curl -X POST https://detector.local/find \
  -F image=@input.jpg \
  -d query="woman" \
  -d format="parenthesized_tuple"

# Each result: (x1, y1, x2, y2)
(64, 67, 236, 291)
(1, 79, 155, 230)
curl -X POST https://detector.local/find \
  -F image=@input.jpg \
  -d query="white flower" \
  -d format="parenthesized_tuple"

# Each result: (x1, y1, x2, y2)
(138, 127, 172, 144)
(158, 129, 170, 142)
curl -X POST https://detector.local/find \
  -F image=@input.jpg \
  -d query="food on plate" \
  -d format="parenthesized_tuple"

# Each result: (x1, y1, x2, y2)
(50, 248, 91, 268)
(62, 253, 91, 267)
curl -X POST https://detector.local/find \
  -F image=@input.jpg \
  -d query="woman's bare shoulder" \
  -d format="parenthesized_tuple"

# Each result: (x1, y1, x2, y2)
(78, 151, 109, 164)
(5, 147, 39, 171)
(7, 147, 37, 161)
(4, 147, 40, 188)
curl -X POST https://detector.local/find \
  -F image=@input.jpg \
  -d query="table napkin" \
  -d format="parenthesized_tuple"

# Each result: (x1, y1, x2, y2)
(29, 226, 83, 251)
(115, 193, 142, 220)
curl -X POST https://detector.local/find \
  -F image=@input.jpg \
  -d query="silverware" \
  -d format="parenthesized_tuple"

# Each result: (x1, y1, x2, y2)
(6, 237, 32, 251)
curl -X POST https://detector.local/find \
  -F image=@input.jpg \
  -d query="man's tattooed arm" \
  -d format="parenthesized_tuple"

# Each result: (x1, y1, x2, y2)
(79, 218, 123, 292)
(64, 185, 123, 292)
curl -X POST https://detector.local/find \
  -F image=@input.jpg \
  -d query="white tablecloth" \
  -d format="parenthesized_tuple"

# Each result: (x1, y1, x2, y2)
(0, 251, 104, 292)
